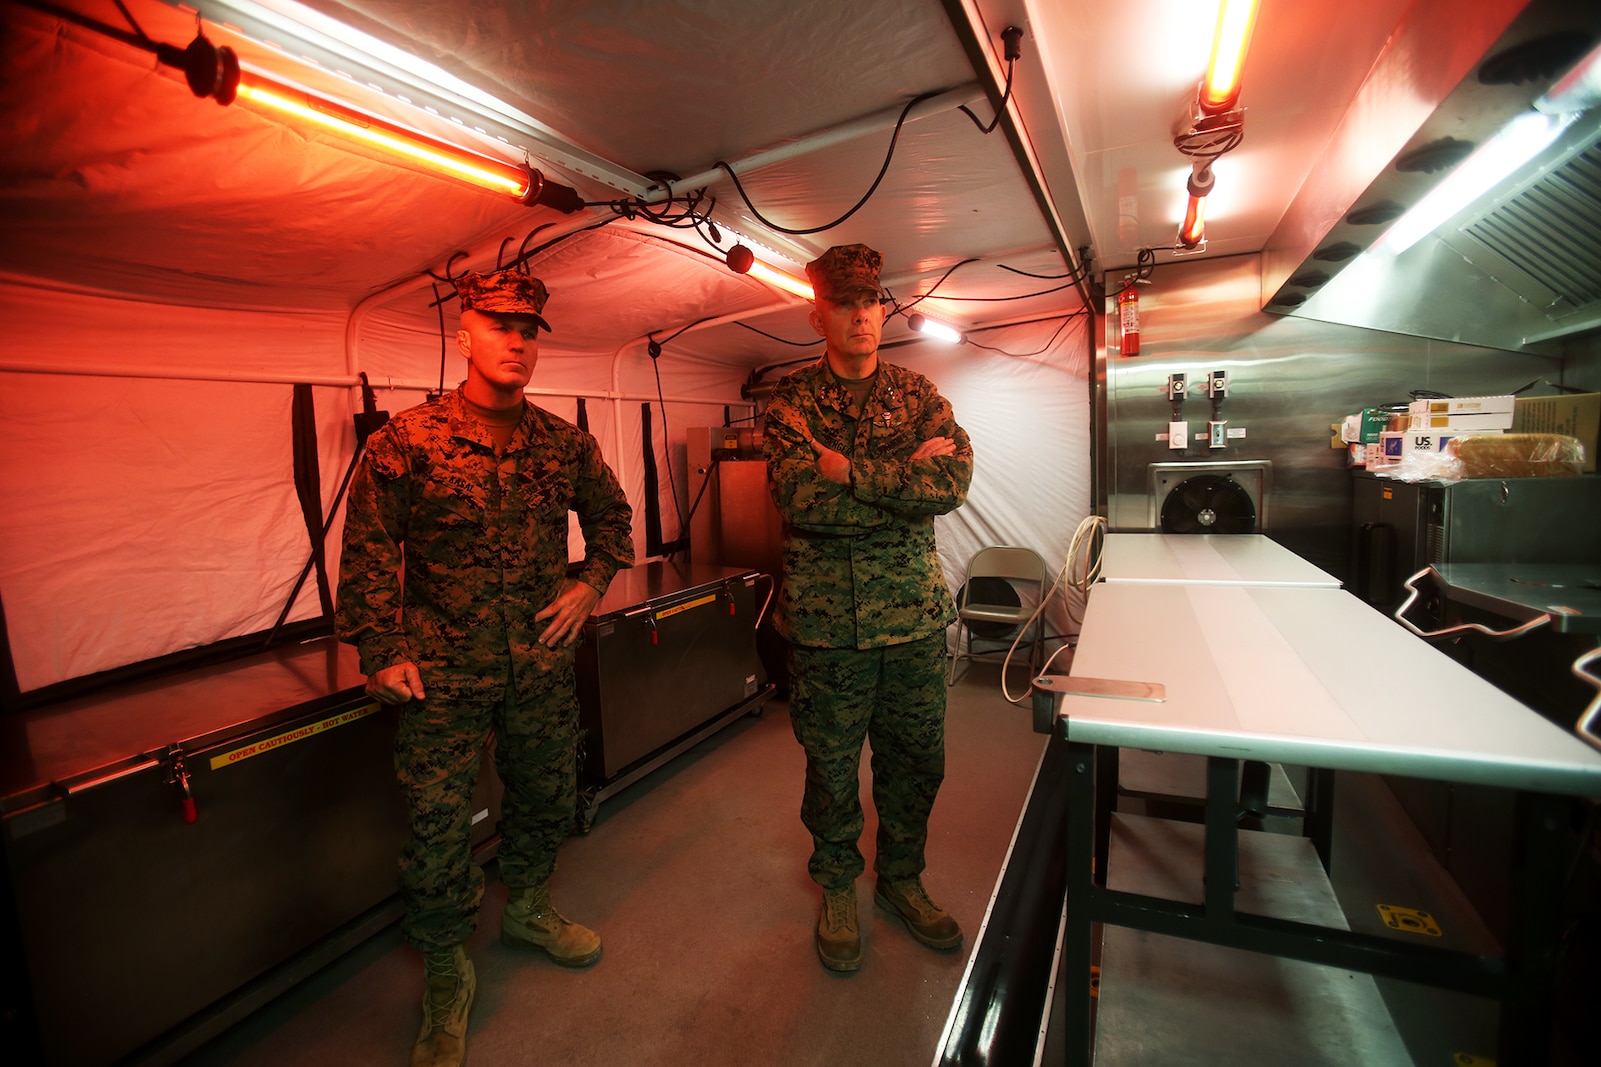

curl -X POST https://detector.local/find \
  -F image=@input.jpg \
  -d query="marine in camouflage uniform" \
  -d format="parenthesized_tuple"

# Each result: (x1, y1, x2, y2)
(764, 244, 974, 972)
(336, 266, 632, 1066)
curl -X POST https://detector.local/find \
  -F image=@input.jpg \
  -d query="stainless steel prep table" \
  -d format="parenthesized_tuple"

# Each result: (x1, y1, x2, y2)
(1098, 532, 1342, 587)
(1428, 561, 1601, 635)
(1034, 582, 1601, 1065)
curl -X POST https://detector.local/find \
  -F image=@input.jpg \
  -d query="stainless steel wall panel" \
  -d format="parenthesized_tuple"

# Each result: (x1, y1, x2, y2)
(1098, 255, 1560, 576)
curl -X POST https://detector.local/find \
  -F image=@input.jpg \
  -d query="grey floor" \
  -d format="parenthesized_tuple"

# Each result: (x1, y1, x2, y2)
(179, 668, 1051, 1067)
(173, 664, 1597, 1067)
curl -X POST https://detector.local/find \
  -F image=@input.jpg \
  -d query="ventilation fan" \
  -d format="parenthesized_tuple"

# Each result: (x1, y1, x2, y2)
(1160, 474, 1258, 533)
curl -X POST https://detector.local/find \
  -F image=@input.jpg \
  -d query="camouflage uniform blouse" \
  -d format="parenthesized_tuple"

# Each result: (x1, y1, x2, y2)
(336, 388, 634, 703)
(763, 359, 973, 650)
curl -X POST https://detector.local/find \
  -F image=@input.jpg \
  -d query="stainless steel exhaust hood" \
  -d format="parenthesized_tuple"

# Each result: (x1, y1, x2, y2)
(1261, 0, 1601, 353)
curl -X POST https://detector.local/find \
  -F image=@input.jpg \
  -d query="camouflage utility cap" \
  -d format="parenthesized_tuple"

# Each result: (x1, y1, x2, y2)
(456, 268, 552, 332)
(806, 244, 885, 303)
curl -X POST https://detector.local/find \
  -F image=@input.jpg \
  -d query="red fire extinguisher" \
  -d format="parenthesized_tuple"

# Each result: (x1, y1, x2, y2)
(1117, 282, 1140, 356)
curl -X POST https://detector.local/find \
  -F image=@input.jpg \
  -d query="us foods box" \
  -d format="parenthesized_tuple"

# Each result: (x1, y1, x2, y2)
(1512, 392, 1600, 473)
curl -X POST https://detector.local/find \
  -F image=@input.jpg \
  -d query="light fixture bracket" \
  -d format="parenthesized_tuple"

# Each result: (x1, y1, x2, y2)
(156, 32, 240, 105)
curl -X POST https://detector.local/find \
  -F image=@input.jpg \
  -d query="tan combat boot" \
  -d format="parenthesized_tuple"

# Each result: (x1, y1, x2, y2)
(815, 884, 861, 973)
(875, 875, 963, 950)
(413, 944, 475, 1067)
(501, 884, 602, 966)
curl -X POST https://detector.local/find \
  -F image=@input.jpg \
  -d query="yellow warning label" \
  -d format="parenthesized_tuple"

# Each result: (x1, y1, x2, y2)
(208, 702, 381, 771)
(656, 593, 718, 621)
(1377, 904, 1443, 937)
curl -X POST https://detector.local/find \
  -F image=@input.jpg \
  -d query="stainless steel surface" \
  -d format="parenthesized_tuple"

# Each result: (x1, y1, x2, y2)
(1093, 814, 1410, 1065)
(1429, 562, 1601, 634)
(1097, 255, 1559, 579)
(1099, 533, 1341, 588)
(1032, 675, 1164, 701)
(1258, 0, 1530, 300)
(1266, 0, 1601, 349)
(1423, 475, 1601, 564)
(685, 427, 788, 692)
(1054, 581, 1601, 795)
(1395, 565, 1557, 640)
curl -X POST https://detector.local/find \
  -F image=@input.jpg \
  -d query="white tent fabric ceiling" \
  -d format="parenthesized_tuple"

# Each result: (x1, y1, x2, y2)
(0, 0, 1092, 693)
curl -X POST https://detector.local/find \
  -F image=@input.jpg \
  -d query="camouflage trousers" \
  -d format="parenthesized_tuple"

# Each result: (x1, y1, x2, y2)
(393, 667, 579, 951)
(787, 632, 948, 890)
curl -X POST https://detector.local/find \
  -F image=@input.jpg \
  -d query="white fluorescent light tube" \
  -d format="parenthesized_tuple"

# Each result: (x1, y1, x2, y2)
(908, 313, 963, 344)
(1373, 110, 1578, 257)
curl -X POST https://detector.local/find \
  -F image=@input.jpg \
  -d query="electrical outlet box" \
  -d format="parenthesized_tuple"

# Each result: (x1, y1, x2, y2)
(1168, 421, 1188, 449)
(1209, 420, 1227, 448)
(1209, 370, 1228, 398)
(1167, 374, 1186, 401)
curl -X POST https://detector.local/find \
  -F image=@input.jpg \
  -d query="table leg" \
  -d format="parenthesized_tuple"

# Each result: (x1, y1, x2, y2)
(1064, 740, 1098, 1066)
(1203, 757, 1241, 908)
(1496, 790, 1569, 1065)
(1093, 746, 1118, 887)
(1303, 766, 1336, 872)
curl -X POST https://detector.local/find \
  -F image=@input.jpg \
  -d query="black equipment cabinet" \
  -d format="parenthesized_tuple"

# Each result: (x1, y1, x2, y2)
(575, 561, 774, 829)
(0, 638, 501, 1067)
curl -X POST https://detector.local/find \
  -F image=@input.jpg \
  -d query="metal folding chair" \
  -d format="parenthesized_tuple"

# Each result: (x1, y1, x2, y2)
(948, 545, 1048, 684)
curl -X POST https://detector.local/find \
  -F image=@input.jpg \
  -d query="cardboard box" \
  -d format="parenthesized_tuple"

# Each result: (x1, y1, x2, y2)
(1409, 395, 1516, 419)
(1512, 392, 1600, 473)
(1411, 410, 1515, 432)
(1402, 428, 1502, 454)
(1350, 408, 1393, 444)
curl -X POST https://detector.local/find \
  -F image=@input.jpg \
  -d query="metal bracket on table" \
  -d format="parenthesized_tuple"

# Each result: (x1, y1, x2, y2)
(1029, 674, 1166, 735)
(1394, 566, 1551, 641)
(1573, 645, 1601, 755)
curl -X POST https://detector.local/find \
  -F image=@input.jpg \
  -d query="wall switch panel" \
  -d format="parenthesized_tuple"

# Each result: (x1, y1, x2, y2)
(1168, 421, 1188, 449)
(1209, 420, 1228, 448)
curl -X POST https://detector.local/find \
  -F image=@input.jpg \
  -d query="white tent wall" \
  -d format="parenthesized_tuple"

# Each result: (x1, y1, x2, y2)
(0, 0, 1099, 700)
(899, 316, 1093, 657)
(0, 370, 356, 692)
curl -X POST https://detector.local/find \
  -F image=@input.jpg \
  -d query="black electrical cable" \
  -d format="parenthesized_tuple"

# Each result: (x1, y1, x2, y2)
(956, 56, 1017, 135)
(735, 322, 824, 347)
(998, 252, 1093, 282)
(644, 343, 688, 544)
(650, 317, 718, 348)
(712, 88, 945, 236)
(925, 280, 1086, 303)
(894, 258, 981, 316)
(430, 281, 448, 398)
(963, 313, 1083, 357)
(1127, 245, 1183, 282)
